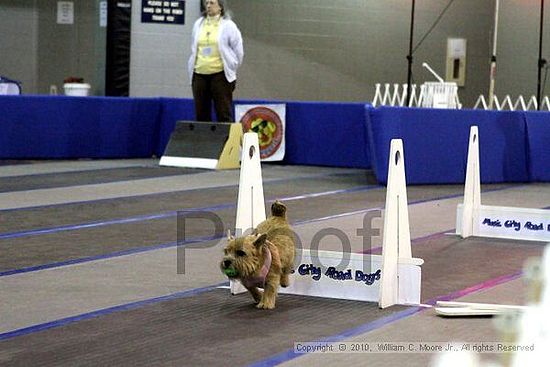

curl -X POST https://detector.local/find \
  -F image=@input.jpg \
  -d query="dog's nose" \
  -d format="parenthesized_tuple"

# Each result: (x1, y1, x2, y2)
(223, 259, 232, 268)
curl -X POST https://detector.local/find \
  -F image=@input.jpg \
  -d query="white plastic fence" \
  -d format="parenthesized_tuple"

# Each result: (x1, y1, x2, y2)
(474, 94, 550, 111)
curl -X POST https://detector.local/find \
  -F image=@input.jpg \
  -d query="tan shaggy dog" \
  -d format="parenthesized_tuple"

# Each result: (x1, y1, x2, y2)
(221, 201, 296, 309)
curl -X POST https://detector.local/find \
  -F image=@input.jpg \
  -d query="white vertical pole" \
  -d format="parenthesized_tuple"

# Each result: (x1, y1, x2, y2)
(488, 0, 500, 109)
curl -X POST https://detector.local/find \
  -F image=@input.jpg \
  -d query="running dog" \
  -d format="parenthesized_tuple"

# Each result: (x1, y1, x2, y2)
(221, 201, 296, 309)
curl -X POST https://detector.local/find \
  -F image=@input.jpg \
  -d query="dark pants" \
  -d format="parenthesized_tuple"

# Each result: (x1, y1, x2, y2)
(192, 71, 236, 122)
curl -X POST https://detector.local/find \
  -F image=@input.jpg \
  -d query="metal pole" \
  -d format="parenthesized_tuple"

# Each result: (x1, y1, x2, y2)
(406, 0, 416, 107)
(488, 0, 499, 109)
(537, 0, 546, 110)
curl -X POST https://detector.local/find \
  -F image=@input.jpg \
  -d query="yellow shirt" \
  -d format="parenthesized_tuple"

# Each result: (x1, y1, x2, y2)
(194, 16, 224, 74)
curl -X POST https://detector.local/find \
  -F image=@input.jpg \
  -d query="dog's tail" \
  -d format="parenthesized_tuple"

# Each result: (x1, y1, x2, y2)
(271, 200, 287, 218)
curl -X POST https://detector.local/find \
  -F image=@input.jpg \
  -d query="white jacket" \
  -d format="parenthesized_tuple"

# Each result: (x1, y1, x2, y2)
(188, 16, 244, 84)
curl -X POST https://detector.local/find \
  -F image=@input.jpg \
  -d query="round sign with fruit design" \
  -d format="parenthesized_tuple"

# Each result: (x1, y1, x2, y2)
(240, 106, 284, 159)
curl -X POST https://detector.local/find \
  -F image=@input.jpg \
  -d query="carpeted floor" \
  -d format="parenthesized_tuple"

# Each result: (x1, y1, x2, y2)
(0, 160, 548, 366)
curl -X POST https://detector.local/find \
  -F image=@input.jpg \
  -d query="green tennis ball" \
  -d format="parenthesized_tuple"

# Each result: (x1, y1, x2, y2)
(224, 267, 238, 277)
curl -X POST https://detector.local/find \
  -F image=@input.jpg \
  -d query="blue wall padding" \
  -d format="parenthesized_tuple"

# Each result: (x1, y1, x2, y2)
(365, 106, 533, 184)
(1, 95, 549, 184)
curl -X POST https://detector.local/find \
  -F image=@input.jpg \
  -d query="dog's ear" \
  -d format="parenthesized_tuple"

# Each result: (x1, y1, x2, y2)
(253, 233, 268, 248)
(227, 229, 234, 241)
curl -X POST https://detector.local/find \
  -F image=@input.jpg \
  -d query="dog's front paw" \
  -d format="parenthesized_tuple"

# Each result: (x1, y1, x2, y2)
(256, 301, 275, 310)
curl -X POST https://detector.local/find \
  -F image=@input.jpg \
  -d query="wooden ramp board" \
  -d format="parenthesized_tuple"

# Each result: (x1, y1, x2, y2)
(160, 121, 243, 169)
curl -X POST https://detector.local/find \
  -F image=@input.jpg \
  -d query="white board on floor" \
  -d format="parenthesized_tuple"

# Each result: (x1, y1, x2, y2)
(280, 249, 423, 304)
(457, 204, 550, 242)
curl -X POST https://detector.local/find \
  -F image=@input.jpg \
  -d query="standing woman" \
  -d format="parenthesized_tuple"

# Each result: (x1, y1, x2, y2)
(188, 0, 244, 122)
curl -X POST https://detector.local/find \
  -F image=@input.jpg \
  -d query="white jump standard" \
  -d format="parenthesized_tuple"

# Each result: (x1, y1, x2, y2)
(230, 132, 267, 295)
(226, 135, 424, 308)
(438, 125, 550, 317)
(456, 126, 550, 242)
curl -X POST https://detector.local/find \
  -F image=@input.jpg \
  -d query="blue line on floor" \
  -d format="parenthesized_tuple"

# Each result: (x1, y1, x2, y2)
(0, 235, 219, 277)
(0, 282, 228, 342)
(0, 185, 379, 241)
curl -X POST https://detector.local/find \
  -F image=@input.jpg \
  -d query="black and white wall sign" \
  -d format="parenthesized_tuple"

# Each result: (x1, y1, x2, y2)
(142, 0, 185, 25)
